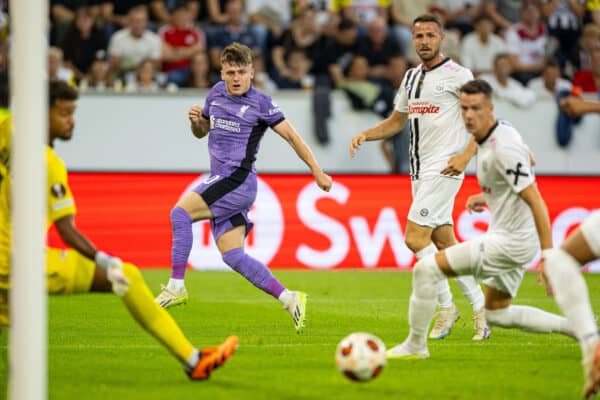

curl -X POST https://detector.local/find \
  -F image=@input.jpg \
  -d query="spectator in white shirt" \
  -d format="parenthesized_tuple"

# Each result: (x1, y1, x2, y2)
(480, 52, 537, 107)
(461, 14, 506, 76)
(108, 6, 162, 79)
(527, 59, 572, 100)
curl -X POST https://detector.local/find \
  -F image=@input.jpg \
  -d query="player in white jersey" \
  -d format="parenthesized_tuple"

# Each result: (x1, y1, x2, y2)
(386, 79, 575, 360)
(350, 14, 489, 341)
(543, 211, 600, 399)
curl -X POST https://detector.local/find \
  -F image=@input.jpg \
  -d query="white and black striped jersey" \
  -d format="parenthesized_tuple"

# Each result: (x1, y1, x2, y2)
(394, 58, 473, 180)
(476, 119, 536, 234)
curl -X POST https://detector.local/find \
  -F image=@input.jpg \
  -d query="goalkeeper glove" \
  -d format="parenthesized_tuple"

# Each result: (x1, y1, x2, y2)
(95, 251, 130, 296)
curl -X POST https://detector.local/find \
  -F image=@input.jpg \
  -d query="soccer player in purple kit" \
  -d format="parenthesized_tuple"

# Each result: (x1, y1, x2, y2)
(155, 42, 332, 333)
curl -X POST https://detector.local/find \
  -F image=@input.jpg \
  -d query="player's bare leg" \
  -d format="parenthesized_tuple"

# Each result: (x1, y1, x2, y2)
(542, 224, 600, 399)
(432, 225, 488, 340)
(217, 226, 307, 333)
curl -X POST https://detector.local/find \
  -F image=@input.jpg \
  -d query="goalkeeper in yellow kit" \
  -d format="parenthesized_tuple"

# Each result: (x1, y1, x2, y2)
(0, 80, 237, 380)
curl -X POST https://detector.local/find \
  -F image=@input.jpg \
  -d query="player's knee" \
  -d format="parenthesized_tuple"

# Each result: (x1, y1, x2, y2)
(222, 248, 245, 270)
(122, 262, 142, 285)
(413, 255, 443, 285)
(405, 235, 429, 253)
(170, 206, 192, 227)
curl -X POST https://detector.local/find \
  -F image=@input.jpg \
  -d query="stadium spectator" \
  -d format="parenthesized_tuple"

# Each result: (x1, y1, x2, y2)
(246, 0, 293, 41)
(150, 0, 200, 25)
(480, 53, 537, 107)
(505, 0, 554, 84)
(252, 52, 278, 92)
(61, 6, 108, 80)
(275, 48, 314, 89)
(331, 0, 391, 28)
(350, 14, 489, 343)
(540, 0, 585, 65)
(205, 0, 230, 24)
(481, 0, 526, 32)
(461, 14, 507, 76)
(50, 0, 104, 46)
(357, 16, 402, 82)
(48, 46, 75, 85)
(159, 1, 206, 86)
(390, 0, 430, 53)
(107, 6, 161, 79)
(182, 51, 213, 89)
(101, 0, 150, 32)
(386, 78, 574, 360)
(572, 47, 600, 93)
(271, 6, 322, 83)
(79, 50, 113, 91)
(528, 59, 572, 99)
(208, 0, 260, 70)
(0, 78, 239, 379)
(565, 23, 600, 79)
(155, 43, 332, 336)
(126, 58, 165, 92)
(429, 0, 484, 37)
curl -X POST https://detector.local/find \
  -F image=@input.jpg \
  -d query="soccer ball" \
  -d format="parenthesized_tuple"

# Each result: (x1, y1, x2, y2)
(335, 332, 386, 382)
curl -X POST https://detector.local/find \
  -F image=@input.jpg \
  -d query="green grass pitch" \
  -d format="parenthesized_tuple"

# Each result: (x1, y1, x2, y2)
(2, 270, 599, 400)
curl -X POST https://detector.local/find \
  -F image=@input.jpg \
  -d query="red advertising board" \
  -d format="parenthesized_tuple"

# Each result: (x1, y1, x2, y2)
(47, 173, 600, 271)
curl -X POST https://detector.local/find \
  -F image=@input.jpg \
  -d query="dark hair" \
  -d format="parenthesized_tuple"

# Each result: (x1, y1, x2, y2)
(544, 58, 560, 69)
(493, 52, 511, 64)
(460, 79, 493, 99)
(413, 14, 443, 29)
(0, 70, 8, 109)
(220, 42, 253, 67)
(49, 81, 78, 108)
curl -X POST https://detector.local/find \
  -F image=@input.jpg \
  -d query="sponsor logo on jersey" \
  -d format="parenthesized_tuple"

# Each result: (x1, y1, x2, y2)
(237, 105, 250, 118)
(213, 117, 241, 133)
(408, 101, 440, 115)
(419, 208, 429, 217)
(481, 186, 491, 193)
(268, 101, 281, 115)
(51, 183, 66, 198)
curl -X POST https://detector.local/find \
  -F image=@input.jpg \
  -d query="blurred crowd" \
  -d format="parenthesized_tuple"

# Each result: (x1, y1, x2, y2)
(0, 0, 598, 165)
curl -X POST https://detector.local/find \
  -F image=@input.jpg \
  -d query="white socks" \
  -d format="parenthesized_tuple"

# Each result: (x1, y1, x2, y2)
(185, 349, 200, 371)
(485, 305, 573, 336)
(415, 243, 453, 308)
(408, 254, 446, 348)
(454, 276, 485, 311)
(543, 248, 599, 354)
(278, 289, 293, 306)
(167, 278, 185, 291)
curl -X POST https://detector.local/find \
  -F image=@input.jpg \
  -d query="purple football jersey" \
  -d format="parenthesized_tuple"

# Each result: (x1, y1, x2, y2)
(201, 81, 285, 175)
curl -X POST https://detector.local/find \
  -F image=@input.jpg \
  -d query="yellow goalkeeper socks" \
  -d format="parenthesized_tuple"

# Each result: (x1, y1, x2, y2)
(121, 263, 196, 364)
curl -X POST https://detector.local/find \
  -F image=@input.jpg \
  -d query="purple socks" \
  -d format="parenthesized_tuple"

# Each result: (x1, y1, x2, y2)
(222, 247, 285, 298)
(170, 206, 193, 279)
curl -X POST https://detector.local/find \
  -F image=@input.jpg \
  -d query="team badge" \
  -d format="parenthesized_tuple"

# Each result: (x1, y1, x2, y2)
(419, 208, 429, 217)
(237, 105, 250, 118)
(51, 183, 66, 198)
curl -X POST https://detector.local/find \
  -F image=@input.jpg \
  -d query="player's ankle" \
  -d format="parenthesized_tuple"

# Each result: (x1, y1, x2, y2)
(278, 289, 293, 306)
(167, 278, 185, 291)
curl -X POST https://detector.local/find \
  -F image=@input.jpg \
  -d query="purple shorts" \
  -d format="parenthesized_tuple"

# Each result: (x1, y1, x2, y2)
(193, 171, 256, 241)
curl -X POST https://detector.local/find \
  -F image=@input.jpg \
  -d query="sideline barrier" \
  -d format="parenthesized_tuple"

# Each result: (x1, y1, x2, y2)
(47, 173, 600, 271)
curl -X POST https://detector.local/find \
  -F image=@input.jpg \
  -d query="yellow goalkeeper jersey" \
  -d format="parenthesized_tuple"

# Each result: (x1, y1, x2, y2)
(0, 108, 11, 274)
(46, 146, 76, 229)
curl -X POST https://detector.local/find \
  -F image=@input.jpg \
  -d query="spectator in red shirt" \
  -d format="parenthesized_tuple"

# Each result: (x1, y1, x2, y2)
(572, 47, 600, 93)
(159, 0, 206, 86)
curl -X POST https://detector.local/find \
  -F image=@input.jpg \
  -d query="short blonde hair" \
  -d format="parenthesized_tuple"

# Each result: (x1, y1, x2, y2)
(220, 42, 253, 67)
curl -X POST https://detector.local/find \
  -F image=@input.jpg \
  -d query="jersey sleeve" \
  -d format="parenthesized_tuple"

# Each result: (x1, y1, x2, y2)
(47, 153, 76, 224)
(260, 94, 285, 127)
(494, 135, 535, 194)
(201, 89, 215, 120)
(452, 66, 474, 96)
(393, 69, 411, 113)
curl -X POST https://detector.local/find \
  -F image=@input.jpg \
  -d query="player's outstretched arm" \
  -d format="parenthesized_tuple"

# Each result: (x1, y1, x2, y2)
(559, 96, 600, 117)
(441, 136, 477, 176)
(519, 184, 553, 251)
(272, 119, 332, 192)
(188, 105, 209, 139)
(54, 215, 129, 295)
(349, 111, 407, 158)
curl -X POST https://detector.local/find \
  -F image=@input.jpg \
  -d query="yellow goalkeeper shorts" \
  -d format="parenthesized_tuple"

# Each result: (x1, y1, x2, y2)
(46, 248, 96, 295)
